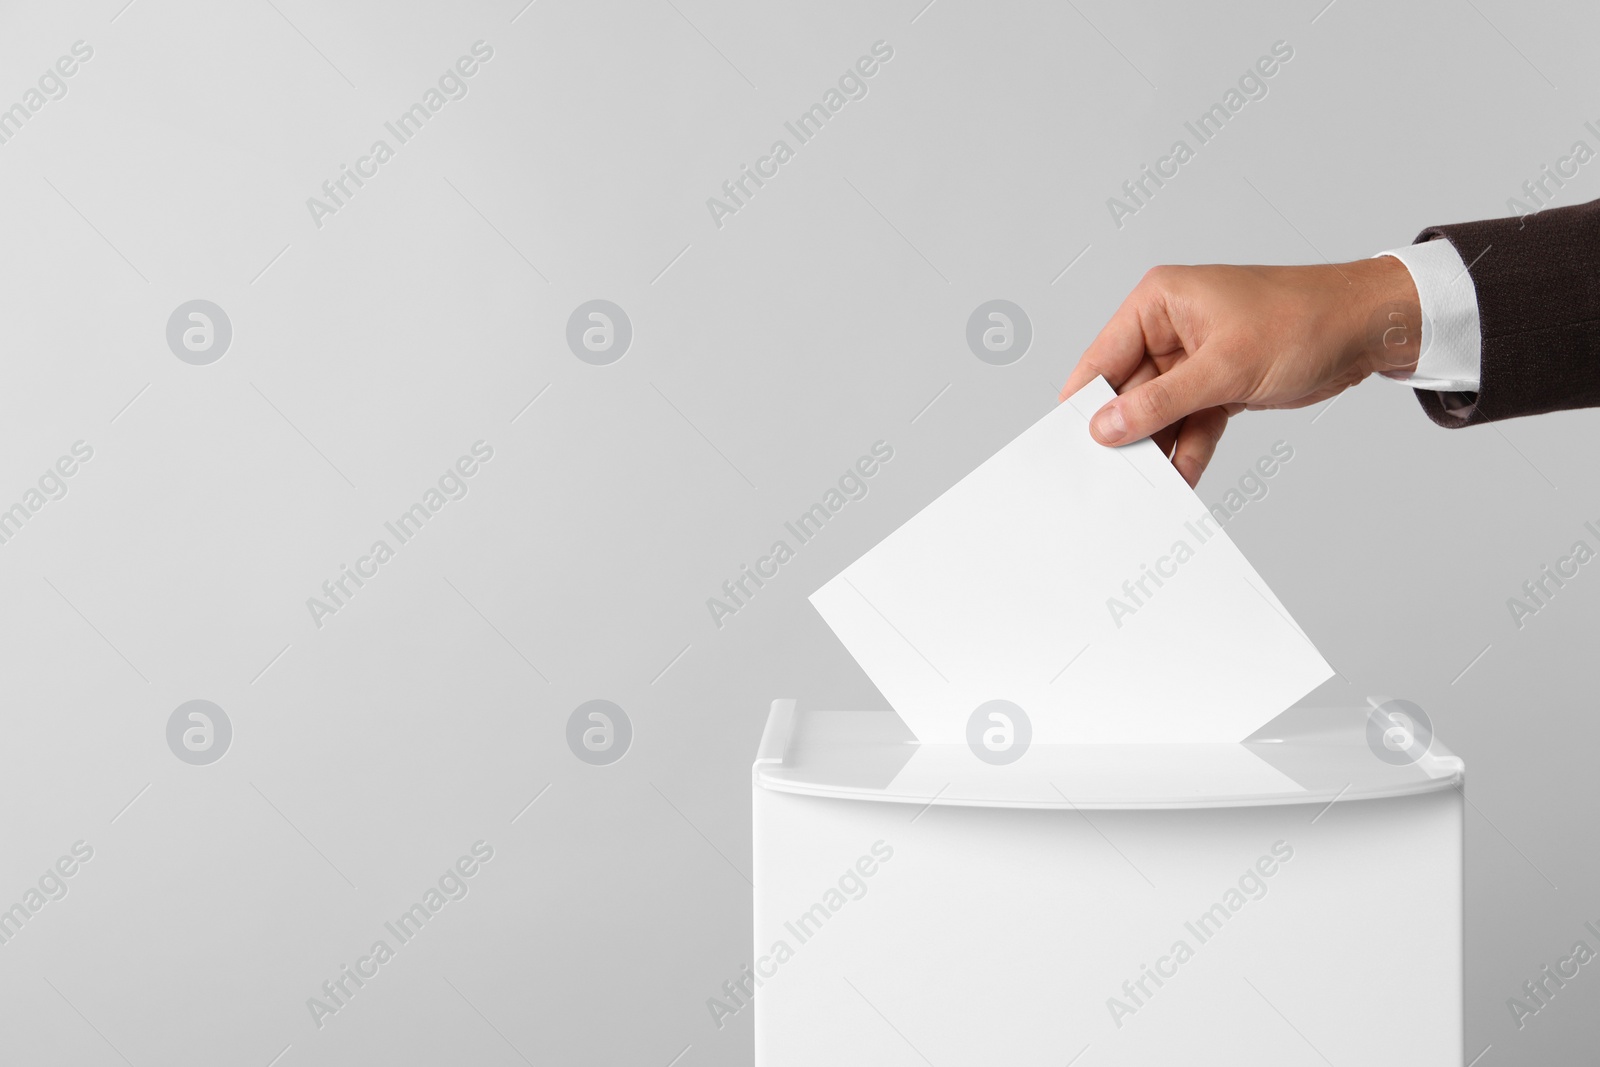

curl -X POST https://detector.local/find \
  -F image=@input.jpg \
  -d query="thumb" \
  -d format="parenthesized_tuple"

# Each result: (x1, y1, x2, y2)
(1089, 360, 1234, 446)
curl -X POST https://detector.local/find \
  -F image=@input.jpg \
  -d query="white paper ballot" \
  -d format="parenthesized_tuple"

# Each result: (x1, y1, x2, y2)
(809, 378, 1333, 744)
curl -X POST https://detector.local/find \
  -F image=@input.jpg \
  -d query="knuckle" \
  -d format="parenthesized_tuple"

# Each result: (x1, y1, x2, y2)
(1140, 264, 1181, 291)
(1199, 411, 1229, 445)
(1131, 378, 1173, 423)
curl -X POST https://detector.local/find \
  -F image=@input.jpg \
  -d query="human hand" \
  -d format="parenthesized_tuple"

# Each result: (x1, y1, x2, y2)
(1059, 257, 1422, 486)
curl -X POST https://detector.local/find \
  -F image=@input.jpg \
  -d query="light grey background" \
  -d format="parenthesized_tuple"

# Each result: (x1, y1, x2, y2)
(0, 0, 1594, 1063)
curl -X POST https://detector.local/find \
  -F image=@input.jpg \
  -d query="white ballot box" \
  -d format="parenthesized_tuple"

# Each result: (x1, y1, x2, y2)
(751, 699, 1464, 1066)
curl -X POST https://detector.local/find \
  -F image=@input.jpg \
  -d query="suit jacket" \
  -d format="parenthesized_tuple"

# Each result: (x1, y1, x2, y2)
(1414, 197, 1600, 426)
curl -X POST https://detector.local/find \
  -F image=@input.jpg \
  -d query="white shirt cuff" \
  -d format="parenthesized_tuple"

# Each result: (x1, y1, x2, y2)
(1373, 239, 1483, 391)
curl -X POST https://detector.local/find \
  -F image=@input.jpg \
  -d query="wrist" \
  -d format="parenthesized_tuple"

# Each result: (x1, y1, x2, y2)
(1350, 255, 1423, 378)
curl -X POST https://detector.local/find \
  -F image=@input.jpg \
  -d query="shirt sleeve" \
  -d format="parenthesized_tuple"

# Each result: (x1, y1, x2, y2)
(1372, 239, 1483, 392)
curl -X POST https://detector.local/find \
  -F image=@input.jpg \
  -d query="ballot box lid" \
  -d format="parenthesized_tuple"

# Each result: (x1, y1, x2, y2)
(753, 700, 1463, 811)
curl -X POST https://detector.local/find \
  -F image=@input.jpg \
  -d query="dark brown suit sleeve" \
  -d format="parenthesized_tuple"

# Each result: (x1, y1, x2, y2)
(1412, 197, 1600, 426)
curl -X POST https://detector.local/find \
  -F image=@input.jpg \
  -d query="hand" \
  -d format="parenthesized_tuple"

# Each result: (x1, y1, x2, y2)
(1059, 257, 1422, 486)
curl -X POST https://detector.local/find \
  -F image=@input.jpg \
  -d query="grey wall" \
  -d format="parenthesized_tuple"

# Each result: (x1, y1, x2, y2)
(0, 0, 1594, 1063)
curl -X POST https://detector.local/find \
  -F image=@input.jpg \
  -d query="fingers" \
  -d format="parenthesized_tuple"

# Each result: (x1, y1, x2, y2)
(1115, 355, 1160, 393)
(1089, 358, 1233, 446)
(1060, 274, 1179, 401)
(1170, 407, 1229, 488)
(1114, 357, 1177, 457)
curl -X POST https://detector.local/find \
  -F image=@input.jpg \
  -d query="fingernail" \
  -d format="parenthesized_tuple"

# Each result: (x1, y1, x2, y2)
(1092, 403, 1126, 443)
